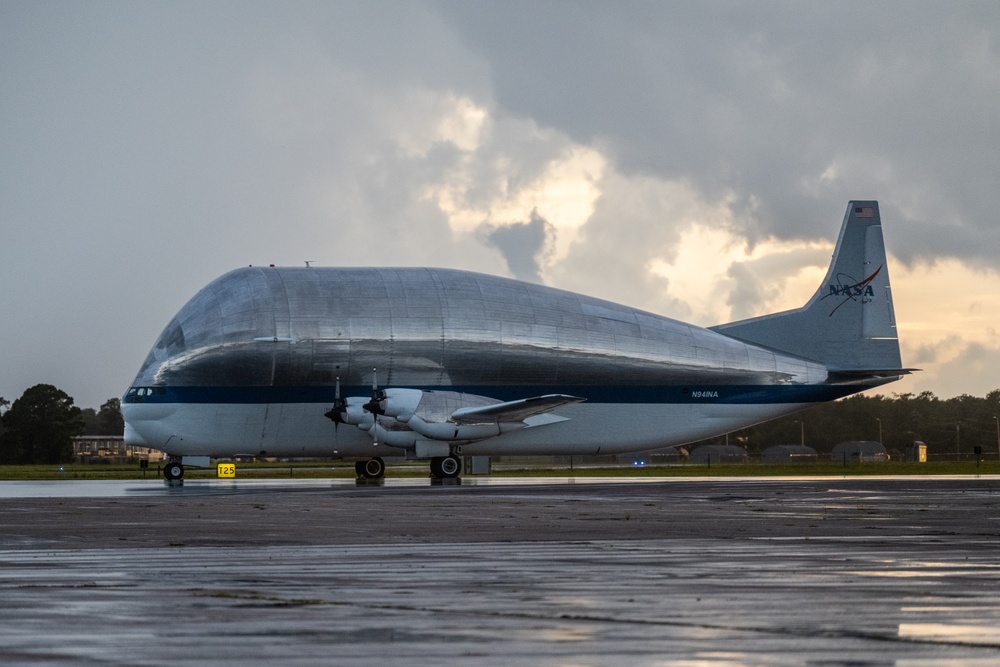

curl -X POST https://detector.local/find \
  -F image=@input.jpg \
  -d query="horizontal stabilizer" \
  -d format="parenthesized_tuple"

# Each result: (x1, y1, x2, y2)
(827, 368, 920, 382)
(451, 394, 586, 424)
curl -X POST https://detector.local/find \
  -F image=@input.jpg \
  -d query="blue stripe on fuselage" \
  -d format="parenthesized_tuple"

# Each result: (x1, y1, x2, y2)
(122, 383, 871, 406)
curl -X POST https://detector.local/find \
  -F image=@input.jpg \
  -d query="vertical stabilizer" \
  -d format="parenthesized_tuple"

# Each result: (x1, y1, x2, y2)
(710, 201, 903, 373)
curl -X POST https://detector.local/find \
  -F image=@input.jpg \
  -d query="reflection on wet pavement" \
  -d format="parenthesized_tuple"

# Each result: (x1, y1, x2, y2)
(1, 477, 999, 664)
(1, 540, 999, 664)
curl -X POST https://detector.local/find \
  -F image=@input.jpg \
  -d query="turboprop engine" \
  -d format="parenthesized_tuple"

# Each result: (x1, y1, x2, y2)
(326, 381, 585, 451)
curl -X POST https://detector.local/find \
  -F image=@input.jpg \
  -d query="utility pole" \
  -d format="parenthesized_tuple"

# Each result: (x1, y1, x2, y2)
(956, 423, 961, 461)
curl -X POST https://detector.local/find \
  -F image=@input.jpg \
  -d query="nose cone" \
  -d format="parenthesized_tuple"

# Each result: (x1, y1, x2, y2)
(123, 419, 151, 447)
(128, 268, 280, 388)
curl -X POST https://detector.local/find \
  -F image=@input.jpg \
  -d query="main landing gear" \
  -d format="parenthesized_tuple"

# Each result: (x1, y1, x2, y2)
(430, 455, 462, 479)
(353, 454, 462, 483)
(355, 457, 386, 480)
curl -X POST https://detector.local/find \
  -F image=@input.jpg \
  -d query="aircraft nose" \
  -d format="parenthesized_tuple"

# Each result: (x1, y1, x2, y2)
(123, 421, 150, 447)
(121, 399, 178, 449)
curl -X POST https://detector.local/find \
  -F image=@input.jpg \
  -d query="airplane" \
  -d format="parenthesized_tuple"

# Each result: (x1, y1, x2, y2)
(122, 200, 910, 481)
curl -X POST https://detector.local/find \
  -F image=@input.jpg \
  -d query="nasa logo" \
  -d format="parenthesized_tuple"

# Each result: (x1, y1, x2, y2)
(828, 284, 875, 298)
(819, 266, 883, 316)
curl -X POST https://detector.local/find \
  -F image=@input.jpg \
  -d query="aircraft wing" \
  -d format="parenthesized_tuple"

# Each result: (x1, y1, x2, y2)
(450, 394, 586, 424)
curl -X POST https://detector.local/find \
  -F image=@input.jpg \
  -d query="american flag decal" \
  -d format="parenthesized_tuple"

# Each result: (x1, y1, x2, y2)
(854, 206, 874, 218)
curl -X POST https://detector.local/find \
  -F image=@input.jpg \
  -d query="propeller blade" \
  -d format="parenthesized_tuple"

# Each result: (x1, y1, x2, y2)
(363, 366, 386, 416)
(324, 370, 347, 426)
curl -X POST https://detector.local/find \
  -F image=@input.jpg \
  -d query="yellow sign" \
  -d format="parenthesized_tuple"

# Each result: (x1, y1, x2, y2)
(217, 463, 236, 478)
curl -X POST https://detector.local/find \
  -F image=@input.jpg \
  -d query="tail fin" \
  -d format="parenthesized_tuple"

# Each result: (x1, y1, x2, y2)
(710, 201, 905, 376)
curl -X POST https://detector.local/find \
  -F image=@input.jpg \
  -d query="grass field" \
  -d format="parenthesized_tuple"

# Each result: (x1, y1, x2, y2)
(1, 459, 997, 481)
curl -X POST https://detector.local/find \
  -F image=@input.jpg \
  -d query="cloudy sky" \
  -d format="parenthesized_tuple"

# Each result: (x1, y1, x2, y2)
(3, 1, 999, 409)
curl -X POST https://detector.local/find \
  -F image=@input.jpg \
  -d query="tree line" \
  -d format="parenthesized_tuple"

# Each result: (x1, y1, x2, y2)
(1, 383, 999, 464)
(0, 384, 123, 465)
(696, 389, 1000, 458)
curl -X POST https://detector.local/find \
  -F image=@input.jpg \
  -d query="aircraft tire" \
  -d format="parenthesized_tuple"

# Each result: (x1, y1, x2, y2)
(431, 455, 462, 479)
(361, 457, 385, 479)
(164, 461, 184, 481)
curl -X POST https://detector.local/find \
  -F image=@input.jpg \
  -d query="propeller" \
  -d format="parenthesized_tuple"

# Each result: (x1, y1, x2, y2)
(362, 367, 386, 416)
(323, 367, 347, 426)
(362, 367, 385, 448)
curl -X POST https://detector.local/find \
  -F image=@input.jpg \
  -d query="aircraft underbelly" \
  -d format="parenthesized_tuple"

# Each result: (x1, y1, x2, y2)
(125, 402, 371, 457)
(463, 402, 807, 455)
(125, 401, 808, 458)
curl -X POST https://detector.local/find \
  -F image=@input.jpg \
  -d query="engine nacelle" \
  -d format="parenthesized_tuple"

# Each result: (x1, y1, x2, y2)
(337, 388, 534, 448)
(368, 419, 419, 448)
(406, 414, 526, 441)
(380, 388, 423, 420)
(342, 398, 374, 427)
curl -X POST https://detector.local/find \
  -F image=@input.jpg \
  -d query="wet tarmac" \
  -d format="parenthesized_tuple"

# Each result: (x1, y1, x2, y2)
(1, 477, 999, 665)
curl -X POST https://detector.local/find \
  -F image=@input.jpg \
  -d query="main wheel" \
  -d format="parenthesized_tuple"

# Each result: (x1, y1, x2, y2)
(431, 455, 462, 478)
(360, 457, 385, 479)
(164, 461, 184, 481)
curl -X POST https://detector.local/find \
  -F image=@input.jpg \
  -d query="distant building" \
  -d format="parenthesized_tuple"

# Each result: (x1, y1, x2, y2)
(690, 444, 748, 464)
(830, 440, 889, 462)
(761, 444, 818, 463)
(653, 447, 684, 463)
(629, 447, 685, 465)
(905, 441, 928, 462)
(72, 435, 163, 464)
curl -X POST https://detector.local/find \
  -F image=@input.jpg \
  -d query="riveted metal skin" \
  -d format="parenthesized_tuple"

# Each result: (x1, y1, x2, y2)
(122, 202, 904, 460)
(128, 266, 827, 393)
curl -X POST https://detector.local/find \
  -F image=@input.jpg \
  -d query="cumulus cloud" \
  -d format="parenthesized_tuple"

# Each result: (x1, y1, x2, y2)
(437, 2, 1000, 264)
(479, 209, 554, 283)
(2, 2, 1000, 406)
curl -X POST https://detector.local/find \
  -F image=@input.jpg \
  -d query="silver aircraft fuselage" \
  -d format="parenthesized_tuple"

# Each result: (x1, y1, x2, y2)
(122, 202, 905, 466)
(122, 269, 870, 458)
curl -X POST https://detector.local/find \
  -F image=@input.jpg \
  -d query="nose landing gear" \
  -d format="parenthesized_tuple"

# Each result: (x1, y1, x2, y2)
(163, 459, 184, 481)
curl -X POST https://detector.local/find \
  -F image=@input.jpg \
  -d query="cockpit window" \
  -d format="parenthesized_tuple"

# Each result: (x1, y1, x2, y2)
(125, 386, 166, 399)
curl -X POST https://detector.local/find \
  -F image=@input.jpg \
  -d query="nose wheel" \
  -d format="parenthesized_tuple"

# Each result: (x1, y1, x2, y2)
(163, 460, 184, 481)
